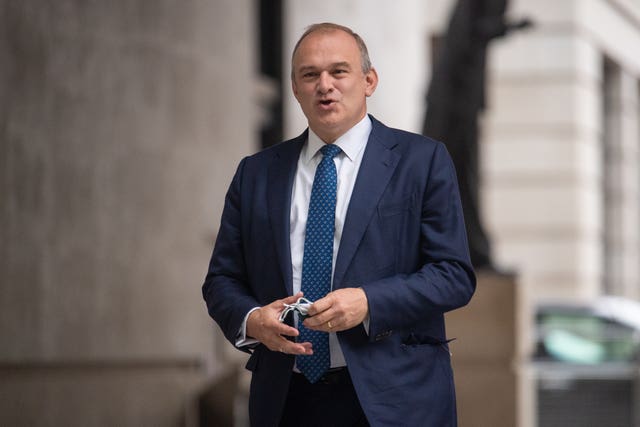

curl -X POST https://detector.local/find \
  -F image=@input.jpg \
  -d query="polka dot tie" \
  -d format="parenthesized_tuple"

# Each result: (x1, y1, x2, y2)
(297, 143, 341, 383)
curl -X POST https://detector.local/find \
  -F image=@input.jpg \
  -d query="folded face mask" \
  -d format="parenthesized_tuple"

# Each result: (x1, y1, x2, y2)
(279, 297, 314, 322)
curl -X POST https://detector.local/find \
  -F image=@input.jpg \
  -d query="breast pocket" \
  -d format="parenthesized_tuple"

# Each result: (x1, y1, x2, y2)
(378, 193, 415, 217)
(377, 192, 416, 242)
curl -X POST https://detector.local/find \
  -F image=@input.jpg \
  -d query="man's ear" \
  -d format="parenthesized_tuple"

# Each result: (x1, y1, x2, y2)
(291, 78, 300, 100)
(364, 68, 379, 97)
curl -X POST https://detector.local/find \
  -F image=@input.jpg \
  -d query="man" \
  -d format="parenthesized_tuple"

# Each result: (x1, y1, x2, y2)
(203, 23, 475, 426)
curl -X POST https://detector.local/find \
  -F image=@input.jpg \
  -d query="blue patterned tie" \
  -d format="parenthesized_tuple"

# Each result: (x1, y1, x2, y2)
(297, 143, 341, 383)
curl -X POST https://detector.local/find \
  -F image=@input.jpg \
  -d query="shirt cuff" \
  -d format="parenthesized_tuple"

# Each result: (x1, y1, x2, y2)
(360, 286, 370, 334)
(362, 314, 370, 335)
(235, 307, 261, 348)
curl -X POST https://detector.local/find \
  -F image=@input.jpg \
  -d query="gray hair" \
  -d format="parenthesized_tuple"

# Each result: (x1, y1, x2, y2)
(290, 23, 372, 81)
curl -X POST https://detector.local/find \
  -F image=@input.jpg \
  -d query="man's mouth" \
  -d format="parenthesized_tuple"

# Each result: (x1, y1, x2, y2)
(318, 99, 336, 107)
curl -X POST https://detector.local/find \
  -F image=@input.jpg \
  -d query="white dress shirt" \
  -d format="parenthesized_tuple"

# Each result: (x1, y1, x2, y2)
(238, 115, 372, 368)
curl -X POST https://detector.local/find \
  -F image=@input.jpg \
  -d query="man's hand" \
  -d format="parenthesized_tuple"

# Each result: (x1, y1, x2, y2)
(246, 292, 313, 355)
(303, 288, 368, 332)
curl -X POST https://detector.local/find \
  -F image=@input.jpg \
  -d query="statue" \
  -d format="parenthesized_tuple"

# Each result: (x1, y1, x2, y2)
(423, 0, 531, 271)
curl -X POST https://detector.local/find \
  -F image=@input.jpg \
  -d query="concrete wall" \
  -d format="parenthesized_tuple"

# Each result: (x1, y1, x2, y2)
(0, 1, 257, 425)
(484, 0, 604, 301)
(484, 0, 640, 302)
(446, 273, 522, 427)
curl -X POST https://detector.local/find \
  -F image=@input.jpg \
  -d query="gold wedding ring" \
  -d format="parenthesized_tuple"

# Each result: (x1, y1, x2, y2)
(327, 321, 333, 329)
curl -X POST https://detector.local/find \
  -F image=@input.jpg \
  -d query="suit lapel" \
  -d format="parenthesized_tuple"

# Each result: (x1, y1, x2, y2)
(333, 117, 400, 288)
(267, 132, 306, 296)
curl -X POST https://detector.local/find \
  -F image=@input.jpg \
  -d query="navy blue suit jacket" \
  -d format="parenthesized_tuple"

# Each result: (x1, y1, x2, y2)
(203, 116, 476, 426)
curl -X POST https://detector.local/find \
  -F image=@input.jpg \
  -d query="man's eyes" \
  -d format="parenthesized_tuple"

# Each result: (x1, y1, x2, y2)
(301, 69, 348, 79)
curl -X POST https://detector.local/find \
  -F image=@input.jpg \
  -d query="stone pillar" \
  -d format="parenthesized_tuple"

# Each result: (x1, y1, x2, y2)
(602, 64, 640, 299)
(446, 272, 522, 427)
(484, 0, 603, 301)
(0, 1, 257, 426)
(483, 0, 640, 301)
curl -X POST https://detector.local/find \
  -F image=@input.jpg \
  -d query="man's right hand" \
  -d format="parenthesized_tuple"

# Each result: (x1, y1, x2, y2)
(246, 292, 313, 356)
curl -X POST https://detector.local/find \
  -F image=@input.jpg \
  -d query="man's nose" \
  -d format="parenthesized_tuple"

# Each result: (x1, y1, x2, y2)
(317, 71, 333, 93)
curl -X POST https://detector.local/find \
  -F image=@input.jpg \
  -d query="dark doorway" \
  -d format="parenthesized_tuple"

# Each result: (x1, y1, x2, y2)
(258, 0, 284, 149)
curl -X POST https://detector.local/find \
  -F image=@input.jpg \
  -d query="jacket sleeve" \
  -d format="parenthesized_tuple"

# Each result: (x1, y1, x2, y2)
(361, 142, 476, 342)
(202, 157, 261, 348)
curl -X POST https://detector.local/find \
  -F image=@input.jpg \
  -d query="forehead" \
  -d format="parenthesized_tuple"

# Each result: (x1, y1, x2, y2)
(293, 30, 361, 67)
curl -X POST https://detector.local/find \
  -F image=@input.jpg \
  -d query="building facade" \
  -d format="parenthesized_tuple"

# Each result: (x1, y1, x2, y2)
(2, 0, 638, 426)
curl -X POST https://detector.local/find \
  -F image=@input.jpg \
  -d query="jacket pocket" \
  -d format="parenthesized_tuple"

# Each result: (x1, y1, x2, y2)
(401, 332, 455, 352)
(378, 192, 416, 217)
(245, 345, 262, 372)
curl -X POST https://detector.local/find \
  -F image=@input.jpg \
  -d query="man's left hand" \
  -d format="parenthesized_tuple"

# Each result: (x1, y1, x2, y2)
(303, 287, 368, 332)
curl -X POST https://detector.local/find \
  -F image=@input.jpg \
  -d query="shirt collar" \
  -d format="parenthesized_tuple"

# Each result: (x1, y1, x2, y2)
(302, 115, 372, 164)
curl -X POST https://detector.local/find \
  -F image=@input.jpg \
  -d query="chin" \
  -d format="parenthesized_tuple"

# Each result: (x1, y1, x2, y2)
(317, 121, 344, 135)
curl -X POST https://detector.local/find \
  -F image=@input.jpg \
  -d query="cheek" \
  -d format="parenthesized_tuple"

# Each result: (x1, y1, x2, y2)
(339, 84, 360, 99)
(296, 89, 313, 103)
(294, 91, 309, 106)
(300, 95, 314, 108)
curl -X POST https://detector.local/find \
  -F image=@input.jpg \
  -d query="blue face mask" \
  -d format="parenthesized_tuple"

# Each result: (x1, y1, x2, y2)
(279, 297, 314, 322)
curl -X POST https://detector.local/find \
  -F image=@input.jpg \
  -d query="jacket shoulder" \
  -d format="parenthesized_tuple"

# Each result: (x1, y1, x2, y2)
(243, 132, 306, 163)
(370, 116, 444, 154)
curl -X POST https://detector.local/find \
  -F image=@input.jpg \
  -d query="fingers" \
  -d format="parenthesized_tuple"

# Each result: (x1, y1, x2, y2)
(249, 290, 368, 354)
(259, 308, 300, 337)
(262, 326, 311, 355)
(281, 291, 304, 306)
(303, 288, 368, 332)
(303, 292, 336, 329)
(305, 293, 332, 317)
(273, 293, 313, 354)
(303, 310, 335, 330)
(248, 302, 298, 342)
(249, 292, 317, 355)
(274, 322, 300, 337)
(277, 340, 313, 356)
(261, 325, 311, 355)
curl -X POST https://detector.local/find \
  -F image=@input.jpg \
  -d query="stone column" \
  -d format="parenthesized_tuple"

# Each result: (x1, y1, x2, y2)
(484, 5, 603, 302)
(602, 66, 640, 299)
(0, 1, 257, 426)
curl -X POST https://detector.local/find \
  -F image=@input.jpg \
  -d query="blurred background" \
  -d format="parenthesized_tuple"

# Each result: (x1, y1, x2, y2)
(1, 0, 639, 426)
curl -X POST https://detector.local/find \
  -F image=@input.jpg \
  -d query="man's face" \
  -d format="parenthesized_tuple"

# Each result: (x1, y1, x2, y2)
(291, 30, 378, 143)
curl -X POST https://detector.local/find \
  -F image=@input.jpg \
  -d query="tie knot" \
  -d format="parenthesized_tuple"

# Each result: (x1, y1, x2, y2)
(320, 144, 341, 159)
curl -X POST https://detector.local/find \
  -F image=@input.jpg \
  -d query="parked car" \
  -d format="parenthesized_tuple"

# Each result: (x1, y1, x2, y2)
(532, 296, 640, 427)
